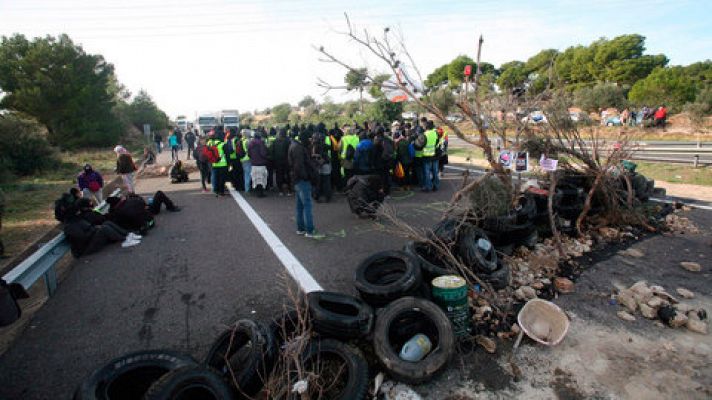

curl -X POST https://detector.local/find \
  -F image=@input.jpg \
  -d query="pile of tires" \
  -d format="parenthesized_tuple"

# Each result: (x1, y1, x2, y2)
(346, 175, 385, 218)
(74, 350, 234, 400)
(351, 250, 457, 384)
(477, 194, 539, 255)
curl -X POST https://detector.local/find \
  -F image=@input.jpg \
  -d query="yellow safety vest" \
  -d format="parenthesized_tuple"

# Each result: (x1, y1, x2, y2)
(212, 141, 228, 167)
(240, 138, 250, 162)
(340, 134, 359, 159)
(422, 129, 438, 157)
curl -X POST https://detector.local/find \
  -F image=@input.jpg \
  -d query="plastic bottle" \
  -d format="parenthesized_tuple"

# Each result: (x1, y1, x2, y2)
(399, 334, 432, 362)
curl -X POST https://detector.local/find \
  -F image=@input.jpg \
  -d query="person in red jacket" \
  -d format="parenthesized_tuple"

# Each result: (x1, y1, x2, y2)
(654, 105, 667, 127)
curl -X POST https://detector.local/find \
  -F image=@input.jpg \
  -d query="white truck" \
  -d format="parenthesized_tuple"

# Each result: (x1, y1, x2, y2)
(196, 112, 219, 136)
(175, 115, 188, 131)
(220, 109, 240, 131)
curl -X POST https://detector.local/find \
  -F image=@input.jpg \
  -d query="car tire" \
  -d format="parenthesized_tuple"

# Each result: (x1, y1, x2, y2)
(456, 225, 498, 274)
(403, 241, 454, 282)
(307, 291, 374, 339)
(354, 250, 423, 307)
(74, 350, 198, 400)
(372, 297, 455, 385)
(143, 366, 234, 400)
(296, 339, 369, 400)
(481, 260, 511, 290)
(203, 319, 275, 397)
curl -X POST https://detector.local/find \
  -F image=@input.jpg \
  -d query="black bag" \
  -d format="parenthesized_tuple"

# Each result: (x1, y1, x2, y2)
(0, 279, 29, 327)
(223, 138, 235, 159)
(413, 133, 426, 151)
(54, 193, 77, 223)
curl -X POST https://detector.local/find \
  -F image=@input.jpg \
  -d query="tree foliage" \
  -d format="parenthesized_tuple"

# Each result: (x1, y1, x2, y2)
(425, 55, 496, 90)
(298, 95, 317, 108)
(366, 98, 403, 123)
(126, 89, 169, 132)
(428, 88, 456, 115)
(628, 66, 697, 111)
(554, 34, 667, 90)
(271, 103, 292, 123)
(574, 83, 628, 112)
(0, 34, 123, 148)
(496, 61, 527, 90)
(0, 113, 59, 179)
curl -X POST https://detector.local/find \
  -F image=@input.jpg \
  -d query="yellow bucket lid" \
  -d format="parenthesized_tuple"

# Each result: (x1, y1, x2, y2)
(432, 275, 466, 289)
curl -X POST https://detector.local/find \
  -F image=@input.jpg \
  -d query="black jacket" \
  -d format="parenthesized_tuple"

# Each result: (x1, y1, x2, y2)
(272, 137, 290, 166)
(63, 216, 96, 257)
(288, 139, 316, 183)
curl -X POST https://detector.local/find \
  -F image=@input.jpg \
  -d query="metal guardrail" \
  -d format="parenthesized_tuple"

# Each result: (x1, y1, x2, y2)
(2, 189, 121, 297)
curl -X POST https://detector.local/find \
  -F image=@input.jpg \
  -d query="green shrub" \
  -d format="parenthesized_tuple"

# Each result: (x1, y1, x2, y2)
(0, 114, 60, 180)
(574, 83, 628, 112)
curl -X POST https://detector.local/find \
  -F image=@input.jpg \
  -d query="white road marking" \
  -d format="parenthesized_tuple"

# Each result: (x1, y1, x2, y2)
(228, 187, 323, 293)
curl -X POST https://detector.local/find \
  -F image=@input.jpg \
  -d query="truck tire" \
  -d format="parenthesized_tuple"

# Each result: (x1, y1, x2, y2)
(203, 319, 275, 397)
(295, 339, 369, 400)
(481, 260, 511, 290)
(307, 291, 374, 339)
(354, 250, 422, 307)
(74, 350, 197, 400)
(372, 297, 454, 385)
(144, 366, 234, 400)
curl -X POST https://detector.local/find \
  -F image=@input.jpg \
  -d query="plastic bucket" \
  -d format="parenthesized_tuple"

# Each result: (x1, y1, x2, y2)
(432, 275, 470, 337)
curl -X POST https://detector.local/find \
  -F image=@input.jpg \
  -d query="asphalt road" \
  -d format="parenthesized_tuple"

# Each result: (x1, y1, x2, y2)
(0, 158, 463, 399)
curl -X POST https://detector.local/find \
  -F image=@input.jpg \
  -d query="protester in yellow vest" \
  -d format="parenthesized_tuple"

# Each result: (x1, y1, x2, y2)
(210, 137, 228, 196)
(421, 121, 440, 192)
(339, 127, 359, 184)
(240, 129, 252, 192)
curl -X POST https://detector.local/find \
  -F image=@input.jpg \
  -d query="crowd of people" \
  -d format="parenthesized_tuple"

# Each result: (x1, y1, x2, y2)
(601, 104, 668, 127)
(169, 117, 448, 236)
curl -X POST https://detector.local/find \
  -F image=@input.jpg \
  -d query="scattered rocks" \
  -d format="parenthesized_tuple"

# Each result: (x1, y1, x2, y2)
(639, 304, 657, 319)
(686, 319, 708, 335)
(531, 281, 544, 290)
(475, 335, 497, 353)
(674, 303, 694, 313)
(670, 312, 689, 328)
(616, 290, 638, 313)
(515, 286, 537, 301)
(665, 214, 699, 234)
(618, 248, 644, 258)
(598, 227, 620, 240)
(554, 277, 575, 294)
(617, 310, 636, 321)
(680, 262, 701, 272)
(676, 288, 695, 299)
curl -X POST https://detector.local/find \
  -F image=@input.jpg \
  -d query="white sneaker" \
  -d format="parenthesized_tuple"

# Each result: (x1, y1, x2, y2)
(121, 238, 141, 248)
(127, 232, 142, 241)
(296, 230, 306, 235)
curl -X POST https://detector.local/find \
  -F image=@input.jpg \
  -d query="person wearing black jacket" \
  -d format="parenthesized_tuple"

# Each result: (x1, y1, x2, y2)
(272, 128, 292, 196)
(63, 201, 140, 257)
(288, 132, 318, 237)
(106, 191, 180, 234)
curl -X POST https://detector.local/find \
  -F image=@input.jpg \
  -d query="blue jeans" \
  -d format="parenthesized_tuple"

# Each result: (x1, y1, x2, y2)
(211, 166, 226, 194)
(242, 161, 252, 192)
(155, 142, 162, 153)
(423, 158, 439, 191)
(295, 180, 314, 234)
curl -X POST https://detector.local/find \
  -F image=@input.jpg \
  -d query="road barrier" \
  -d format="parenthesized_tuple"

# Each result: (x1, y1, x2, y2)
(2, 189, 121, 297)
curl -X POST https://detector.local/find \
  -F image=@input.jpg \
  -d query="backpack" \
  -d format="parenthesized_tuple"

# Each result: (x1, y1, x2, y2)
(235, 139, 247, 159)
(345, 144, 356, 161)
(414, 133, 426, 150)
(223, 138, 235, 159)
(381, 137, 394, 162)
(204, 145, 220, 163)
(54, 193, 77, 222)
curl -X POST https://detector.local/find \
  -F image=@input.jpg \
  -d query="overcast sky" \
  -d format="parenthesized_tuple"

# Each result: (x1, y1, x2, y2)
(1, 0, 710, 119)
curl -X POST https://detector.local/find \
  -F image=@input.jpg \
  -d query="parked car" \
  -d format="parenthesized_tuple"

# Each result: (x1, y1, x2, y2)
(605, 116, 622, 126)
(401, 111, 417, 120)
(521, 111, 547, 124)
(446, 114, 464, 123)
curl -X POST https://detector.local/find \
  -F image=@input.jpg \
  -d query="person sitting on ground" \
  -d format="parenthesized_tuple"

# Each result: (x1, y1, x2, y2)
(346, 174, 385, 218)
(63, 203, 141, 258)
(54, 188, 82, 223)
(169, 160, 189, 183)
(77, 164, 104, 206)
(143, 147, 156, 165)
(106, 191, 180, 234)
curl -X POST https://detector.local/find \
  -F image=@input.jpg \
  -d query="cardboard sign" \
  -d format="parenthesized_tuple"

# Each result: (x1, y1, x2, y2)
(499, 150, 513, 169)
(515, 151, 529, 172)
(539, 155, 558, 171)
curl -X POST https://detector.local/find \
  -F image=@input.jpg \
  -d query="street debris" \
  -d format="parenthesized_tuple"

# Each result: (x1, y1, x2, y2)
(614, 281, 708, 334)
(680, 261, 702, 272)
(379, 380, 423, 400)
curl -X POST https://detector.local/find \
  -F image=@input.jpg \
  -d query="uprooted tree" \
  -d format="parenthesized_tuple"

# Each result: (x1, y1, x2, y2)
(316, 15, 652, 274)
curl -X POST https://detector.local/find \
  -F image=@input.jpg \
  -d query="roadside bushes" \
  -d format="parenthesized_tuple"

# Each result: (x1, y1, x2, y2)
(0, 114, 59, 181)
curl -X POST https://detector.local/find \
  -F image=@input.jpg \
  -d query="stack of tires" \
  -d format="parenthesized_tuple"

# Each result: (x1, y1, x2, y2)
(478, 194, 539, 254)
(352, 250, 456, 385)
